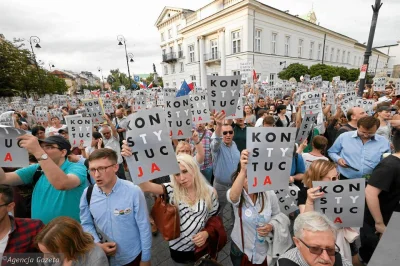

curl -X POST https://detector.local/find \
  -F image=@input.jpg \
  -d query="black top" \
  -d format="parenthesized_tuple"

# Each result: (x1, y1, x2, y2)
(254, 106, 268, 119)
(364, 155, 400, 226)
(231, 122, 247, 153)
(324, 118, 338, 150)
(335, 123, 356, 139)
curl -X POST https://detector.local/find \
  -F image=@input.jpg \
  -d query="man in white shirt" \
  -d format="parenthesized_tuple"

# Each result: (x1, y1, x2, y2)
(283, 95, 296, 122)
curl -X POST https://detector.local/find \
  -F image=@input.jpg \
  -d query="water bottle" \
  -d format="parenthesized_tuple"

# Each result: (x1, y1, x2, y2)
(256, 214, 266, 243)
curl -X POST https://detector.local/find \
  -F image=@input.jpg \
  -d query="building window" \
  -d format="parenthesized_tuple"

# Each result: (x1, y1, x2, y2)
(354, 55, 357, 66)
(269, 73, 275, 86)
(176, 24, 181, 32)
(330, 48, 334, 62)
(173, 82, 176, 87)
(165, 83, 169, 87)
(180, 62, 184, 72)
(164, 65, 168, 75)
(284, 36, 290, 56)
(161, 33, 165, 42)
(233, 70, 241, 76)
(271, 33, 277, 54)
(317, 44, 322, 60)
(232, 31, 241, 53)
(211, 73, 219, 76)
(347, 52, 351, 64)
(309, 42, 314, 59)
(188, 45, 195, 62)
(325, 46, 329, 61)
(190, 75, 196, 82)
(336, 49, 340, 62)
(342, 50, 346, 63)
(255, 29, 261, 52)
(211, 39, 218, 59)
(298, 39, 303, 58)
(168, 29, 172, 39)
(172, 64, 176, 74)
(162, 49, 166, 55)
(359, 56, 362, 66)
(169, 46, 174, 54)
(178, 44, 183, 58)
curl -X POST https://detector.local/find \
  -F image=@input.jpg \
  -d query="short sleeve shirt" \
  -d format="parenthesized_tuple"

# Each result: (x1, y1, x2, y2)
(16, 160, 87, 224)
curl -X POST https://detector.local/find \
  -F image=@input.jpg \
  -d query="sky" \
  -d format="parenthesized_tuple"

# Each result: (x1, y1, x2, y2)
(1, 0, 398, 80)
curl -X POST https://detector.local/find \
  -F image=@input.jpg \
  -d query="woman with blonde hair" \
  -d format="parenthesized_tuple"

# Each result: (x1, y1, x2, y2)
(35, 216, 108, 266)
(126, 152, 219, 265)
(297, 159, 362, 266)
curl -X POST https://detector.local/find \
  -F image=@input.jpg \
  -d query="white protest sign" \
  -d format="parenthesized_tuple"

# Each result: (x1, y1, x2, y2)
(274, 188, 299, 216)
(0, 111, 15, 127)
(190, 93, 211, 124)
(226, 96, 245, 119)
(239, 61, 253, 76)
(356, 99, 374, 115)
(83, 99, 105, 124)
(165, 96, 192, 139)
(49, 109, 63, 120)
(125, 108, 180, 184)
(301, 102, 322, 118)
(313, 178, 365, 228)
(0, 127, 29, 167)
(164, 88, 177, 97)
(101, 99, 114, 114)
(373, 77, 387, 92)
(296, 113, 318, 144)
(207, 75, 241, 116)
(247, 127, 296, 193)
(67, 117, 92, 148)
(300, 92, 322, 104)
(394, 79, 400, 95)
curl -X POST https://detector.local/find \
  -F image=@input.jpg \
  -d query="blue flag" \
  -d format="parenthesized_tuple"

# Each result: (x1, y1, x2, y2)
(134, 75, 140, 82)
(176, 80, 191, 97)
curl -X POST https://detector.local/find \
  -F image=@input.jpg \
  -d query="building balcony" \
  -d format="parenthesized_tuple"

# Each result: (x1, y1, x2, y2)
(162, 52, 177, 63)
(204, 52, 221, 64)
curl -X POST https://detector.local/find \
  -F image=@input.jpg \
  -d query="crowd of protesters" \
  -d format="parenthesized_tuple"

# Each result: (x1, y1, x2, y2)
(0, 78, 399, 266)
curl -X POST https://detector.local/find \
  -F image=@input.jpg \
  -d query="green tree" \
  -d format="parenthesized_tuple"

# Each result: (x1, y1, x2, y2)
(106, 69, 131, 91)
(278, 63, 310, 81)
(145, 73, 163, 88)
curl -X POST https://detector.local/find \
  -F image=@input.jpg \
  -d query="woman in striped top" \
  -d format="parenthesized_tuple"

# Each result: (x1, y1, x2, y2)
(139, 153, 219, 265)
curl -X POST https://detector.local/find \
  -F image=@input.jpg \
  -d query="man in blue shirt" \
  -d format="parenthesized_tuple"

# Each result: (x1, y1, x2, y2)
(0, 135, 87, 224)
(211, 111, 240, 222)
(328, 116, 390, 179)
(80, 148, 151, 266)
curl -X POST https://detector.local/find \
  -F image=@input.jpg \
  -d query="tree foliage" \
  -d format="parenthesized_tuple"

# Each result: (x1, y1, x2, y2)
(0, 38, 68, 96)
(278, 63, 361, 82)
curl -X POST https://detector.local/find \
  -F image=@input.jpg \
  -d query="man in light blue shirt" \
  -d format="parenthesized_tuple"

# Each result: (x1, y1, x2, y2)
(80, 148, 151, 266)
(328, 116, 390, 179)
(211, 112, 240, 221)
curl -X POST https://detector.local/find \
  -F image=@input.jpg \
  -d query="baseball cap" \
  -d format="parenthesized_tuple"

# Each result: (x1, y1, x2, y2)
(58, 127, 68, 134)
(376, 106, 391, 112)
(39, 136, 71, 154)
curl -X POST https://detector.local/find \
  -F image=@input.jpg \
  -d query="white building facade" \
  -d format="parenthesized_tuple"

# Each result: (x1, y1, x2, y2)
(155, 0, 389, 88)
(375, 42, 400, 78)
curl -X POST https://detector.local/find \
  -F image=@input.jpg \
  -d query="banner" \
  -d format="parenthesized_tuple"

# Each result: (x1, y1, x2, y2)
(0, 127, 29, 167)
(247, 127, 296, 193)
(296, 113, 318, 143)
(190, 93, 211, 124)
(274, 188, 299, 216)
(165, 96, 192, 139)
(313, 178, 365, 228)
(0, 111, 14, 127)
(207, 75, 240, 116)
(125, 108, 180, 184)
(83, 99, 105, 124)
(67, 117, 92, 148)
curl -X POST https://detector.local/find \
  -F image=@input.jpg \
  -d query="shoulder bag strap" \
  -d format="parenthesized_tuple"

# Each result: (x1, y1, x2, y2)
(239, 199, 245, 252)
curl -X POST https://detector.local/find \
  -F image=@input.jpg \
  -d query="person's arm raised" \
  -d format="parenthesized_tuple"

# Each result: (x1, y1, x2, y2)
(229, 150, 248, 204)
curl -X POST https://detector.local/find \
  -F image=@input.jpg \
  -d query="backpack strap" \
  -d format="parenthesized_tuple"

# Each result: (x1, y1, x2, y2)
(32, 166, 43, 188)
(86, 185, 94, 206)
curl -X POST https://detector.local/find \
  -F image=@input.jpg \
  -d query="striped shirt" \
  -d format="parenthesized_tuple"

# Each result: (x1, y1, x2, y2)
(164, 183, 219, 252)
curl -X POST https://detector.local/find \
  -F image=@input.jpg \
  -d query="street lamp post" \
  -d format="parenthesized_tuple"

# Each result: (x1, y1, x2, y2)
(98, 67, 105, 90)
(29, 36, 43, 94)
(117, 35, 133, 89)
(49, 62, 55, 71)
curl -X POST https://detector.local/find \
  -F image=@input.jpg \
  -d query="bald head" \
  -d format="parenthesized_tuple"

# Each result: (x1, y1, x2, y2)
(347, 107, 367, 122)
(115, 109, 123, 119)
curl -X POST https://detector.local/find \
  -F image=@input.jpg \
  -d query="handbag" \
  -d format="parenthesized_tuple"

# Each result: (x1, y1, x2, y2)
(239, 202, 268, 266)
(151, 184, 180, 241)
(194, 255, 223, 266)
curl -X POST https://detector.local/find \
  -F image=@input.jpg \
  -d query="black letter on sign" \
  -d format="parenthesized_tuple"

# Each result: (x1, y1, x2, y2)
(350, 207, 358, 214)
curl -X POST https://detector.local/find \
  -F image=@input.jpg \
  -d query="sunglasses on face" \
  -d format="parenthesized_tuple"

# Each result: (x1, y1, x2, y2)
(297, 238, 340, 256)
(222, 131, 233, 135)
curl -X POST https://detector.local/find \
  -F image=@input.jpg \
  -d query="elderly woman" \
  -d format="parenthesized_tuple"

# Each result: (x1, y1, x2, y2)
(297, 159, 361, 265)
(123, 150, 219, 265)
(228, 150, 291, 265)
(175, 130, 205, 166)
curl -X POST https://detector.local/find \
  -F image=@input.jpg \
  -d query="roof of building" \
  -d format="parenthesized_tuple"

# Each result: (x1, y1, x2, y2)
(155, 6, 194, 27)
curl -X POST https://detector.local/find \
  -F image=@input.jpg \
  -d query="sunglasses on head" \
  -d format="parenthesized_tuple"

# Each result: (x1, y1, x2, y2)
(222, 131, 233, 135)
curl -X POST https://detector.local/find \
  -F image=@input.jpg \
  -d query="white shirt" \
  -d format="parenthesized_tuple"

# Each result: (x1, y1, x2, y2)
(0, 230, 10, 253)
(285, 104, 296, 120)
(46, 124, 67, 137)
(102, 135, 123, 164)
(302, 153, 329, 169)
(255, 117, 264, 127)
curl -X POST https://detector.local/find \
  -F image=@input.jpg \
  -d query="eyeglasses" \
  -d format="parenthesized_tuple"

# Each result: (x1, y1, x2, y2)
(222, 131, 234, 135)
(268, 113, 274, 115)
(88, 164, 116, 175)
(297, 238, 340, 256)
(0, 202, 10, 208)
(41, 145, 61, 151)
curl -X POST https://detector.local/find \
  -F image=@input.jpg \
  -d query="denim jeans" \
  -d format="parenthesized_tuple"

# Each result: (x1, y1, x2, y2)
(230, 241, 243, 266)
(200, 167, 213, 184)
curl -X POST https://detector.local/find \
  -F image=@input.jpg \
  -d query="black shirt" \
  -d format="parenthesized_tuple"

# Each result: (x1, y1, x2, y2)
(254, 106, 268, 119)
(336, 123, 357, 139)
(297, 186, 308, 207)
(364, 155, 400, 226)
(232, 123, 247, 153)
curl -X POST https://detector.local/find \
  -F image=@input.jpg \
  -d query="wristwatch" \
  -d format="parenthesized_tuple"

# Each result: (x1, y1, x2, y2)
(36, 154, 49, 161)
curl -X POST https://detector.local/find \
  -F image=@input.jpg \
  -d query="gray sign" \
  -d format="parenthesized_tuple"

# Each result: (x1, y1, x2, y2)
(165, 96, 192, 139)
(125, 108, 180, 184)
(0, 127, 29, 167)
(190, 93, 211, 124)
(369, 212, 400, 266)
(101, 99, 114, 114)
(313, 178, 366, 228)
(67, 117, 92, 148)
(296, 113, 318, 143)
(134, 96, 147, 111)
(274, 188, 299, 216)
(207, 75, 240, 116)
(226, 96, 245, 120)
(247, 127, 296, 193)
(83, 99, 105, 124)
(0, 111, 14, 127)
